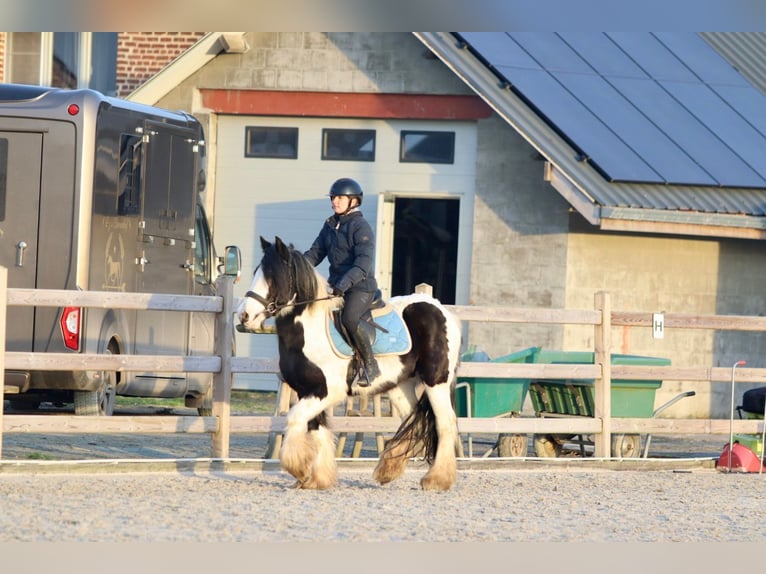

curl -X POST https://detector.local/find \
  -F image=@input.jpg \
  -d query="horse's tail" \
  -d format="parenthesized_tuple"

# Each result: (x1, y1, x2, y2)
(382, 392, 438, 464)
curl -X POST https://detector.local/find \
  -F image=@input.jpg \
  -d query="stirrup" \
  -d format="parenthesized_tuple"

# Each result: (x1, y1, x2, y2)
(357, 365, 372, 387)
(355, 359, 378, 387)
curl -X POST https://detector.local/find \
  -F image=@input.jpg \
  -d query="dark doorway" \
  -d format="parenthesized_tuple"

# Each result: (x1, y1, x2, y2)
(391, 197, 459, 304)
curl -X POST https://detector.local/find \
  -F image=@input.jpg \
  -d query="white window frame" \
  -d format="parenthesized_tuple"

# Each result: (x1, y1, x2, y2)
(40, 32, 93, 89)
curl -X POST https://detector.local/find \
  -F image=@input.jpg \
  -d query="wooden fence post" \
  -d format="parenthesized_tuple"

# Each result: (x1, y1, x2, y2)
(594, 291, 612, 458)
(0, 266, 6, 459)
(211, 275, 235, 458)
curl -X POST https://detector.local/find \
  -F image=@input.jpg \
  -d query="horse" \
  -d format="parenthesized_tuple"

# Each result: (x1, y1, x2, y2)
(236, 236, 463, 491)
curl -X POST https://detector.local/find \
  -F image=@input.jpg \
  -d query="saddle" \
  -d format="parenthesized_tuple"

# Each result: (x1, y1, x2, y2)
(327, 291, 412, 358)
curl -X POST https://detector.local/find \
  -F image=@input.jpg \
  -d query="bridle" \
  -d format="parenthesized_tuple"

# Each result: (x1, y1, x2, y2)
(243, 264, 337, 319)
(243, 289, 279, 316)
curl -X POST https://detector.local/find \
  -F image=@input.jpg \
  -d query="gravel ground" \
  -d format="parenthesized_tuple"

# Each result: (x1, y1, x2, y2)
(1, 424, 765, 543)
(0, 465, 764, 542)
(2, 402, 764, 544)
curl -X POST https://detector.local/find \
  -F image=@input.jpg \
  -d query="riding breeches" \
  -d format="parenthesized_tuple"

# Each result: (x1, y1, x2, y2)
(341, 289, 375, 333)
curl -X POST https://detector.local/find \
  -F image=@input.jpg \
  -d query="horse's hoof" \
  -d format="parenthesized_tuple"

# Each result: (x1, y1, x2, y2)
(420, 472, 455, 491)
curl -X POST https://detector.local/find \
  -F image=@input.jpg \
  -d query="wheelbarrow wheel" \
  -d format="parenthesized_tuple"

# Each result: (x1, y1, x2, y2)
(533, 434, 563, 458)
(497, 433, 529, 457)
(611, 433, 641, 459)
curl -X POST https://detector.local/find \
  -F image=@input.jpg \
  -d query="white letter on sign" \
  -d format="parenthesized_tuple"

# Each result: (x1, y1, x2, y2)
(652, 313, 665, 339)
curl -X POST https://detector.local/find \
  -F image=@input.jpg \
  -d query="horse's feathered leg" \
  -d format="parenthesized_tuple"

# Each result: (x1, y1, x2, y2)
(301, 424, 338, 489)
(281, 397, 338, 489)
(371, 381, 420, 484)
(419, 382, 458, 491)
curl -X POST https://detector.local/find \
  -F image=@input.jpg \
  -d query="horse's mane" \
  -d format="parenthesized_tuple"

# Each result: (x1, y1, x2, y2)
(261, 239, 323, 308)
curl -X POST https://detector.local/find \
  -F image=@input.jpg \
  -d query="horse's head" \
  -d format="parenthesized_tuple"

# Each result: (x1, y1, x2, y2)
(236, 236, 320, 332)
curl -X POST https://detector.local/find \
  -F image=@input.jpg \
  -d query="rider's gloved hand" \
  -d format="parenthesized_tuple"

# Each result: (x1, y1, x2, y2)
(327, 284, 344, 297)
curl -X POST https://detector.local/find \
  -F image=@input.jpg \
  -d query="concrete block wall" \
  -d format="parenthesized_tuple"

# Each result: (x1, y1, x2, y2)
(467, 114, 572, 358)
(563, 229, 766, 418)
(185, 32, 474, 96)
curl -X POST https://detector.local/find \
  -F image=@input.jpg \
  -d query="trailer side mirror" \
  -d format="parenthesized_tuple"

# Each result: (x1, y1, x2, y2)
(222, 245, 242, 283)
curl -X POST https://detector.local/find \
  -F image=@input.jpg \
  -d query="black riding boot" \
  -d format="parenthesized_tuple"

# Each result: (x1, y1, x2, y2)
(348, 324, 380, 386)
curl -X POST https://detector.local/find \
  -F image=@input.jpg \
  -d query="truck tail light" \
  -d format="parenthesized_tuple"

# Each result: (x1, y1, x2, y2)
(60, 306, 81, 351)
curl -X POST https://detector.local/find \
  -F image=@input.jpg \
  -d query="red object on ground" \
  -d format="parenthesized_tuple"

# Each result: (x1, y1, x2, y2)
(716, 442, 765, 473)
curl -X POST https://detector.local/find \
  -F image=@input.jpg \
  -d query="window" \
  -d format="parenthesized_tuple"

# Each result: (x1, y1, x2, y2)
(117, 134, 142, 216)
(6, 33, 117, 96)
(400, 130, 455, 164)
(194, 205, 212, 284)
(245, 126, 299, 159)
(322, 129, 375, 161)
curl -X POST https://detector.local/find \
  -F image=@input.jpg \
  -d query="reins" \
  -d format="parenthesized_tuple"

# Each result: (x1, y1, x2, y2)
(243, 290, 337, 317)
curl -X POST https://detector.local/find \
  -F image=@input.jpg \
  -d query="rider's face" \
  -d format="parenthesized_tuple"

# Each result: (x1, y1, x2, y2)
(331, 195, 353, 214)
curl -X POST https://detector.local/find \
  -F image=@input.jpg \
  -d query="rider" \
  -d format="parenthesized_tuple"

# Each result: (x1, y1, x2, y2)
(303, 177, 381, 386)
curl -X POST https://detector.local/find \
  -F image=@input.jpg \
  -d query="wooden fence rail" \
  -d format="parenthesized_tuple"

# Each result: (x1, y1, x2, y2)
(1, 270, 765, 461)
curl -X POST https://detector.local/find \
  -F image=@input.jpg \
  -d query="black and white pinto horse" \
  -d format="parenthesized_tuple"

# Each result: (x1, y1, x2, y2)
(236, 236, 463, 491)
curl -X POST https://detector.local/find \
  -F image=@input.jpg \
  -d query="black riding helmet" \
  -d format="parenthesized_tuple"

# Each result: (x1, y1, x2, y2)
(328, 177, 364, 206)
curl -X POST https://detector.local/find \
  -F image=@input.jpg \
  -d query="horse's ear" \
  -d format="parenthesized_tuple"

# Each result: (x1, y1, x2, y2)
(274, 236, 290, 261)
(259, 236, 271, 251)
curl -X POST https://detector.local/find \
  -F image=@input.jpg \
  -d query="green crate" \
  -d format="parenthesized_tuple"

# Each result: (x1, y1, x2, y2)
(526, 350, 669, 418)
(455, 346, 539, 418)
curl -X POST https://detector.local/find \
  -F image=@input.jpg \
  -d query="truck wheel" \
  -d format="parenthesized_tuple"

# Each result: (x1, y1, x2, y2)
(74, 342, 118, 416)
(8, 398, 41, 412)
(198, 384, 213, 416)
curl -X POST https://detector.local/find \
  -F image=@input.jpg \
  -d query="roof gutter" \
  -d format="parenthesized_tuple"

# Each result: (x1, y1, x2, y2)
(600, 206, 766, 240)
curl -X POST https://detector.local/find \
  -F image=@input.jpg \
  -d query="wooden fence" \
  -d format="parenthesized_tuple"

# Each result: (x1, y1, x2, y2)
(1, 268, 765, 460)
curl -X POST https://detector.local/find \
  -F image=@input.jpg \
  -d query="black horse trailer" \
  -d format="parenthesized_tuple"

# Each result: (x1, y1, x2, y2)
(0, 84, 241, 415)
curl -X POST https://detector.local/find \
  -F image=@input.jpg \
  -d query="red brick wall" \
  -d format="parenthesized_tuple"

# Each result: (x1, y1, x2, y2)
(116, 32, 206, 97)
(0, 33, 6, 83)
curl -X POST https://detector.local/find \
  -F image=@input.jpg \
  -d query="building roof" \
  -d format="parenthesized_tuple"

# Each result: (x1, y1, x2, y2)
(416, 32, 766, 240)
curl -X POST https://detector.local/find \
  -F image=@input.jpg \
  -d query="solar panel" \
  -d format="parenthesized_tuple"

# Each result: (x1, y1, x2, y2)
(609, 76, 765, 187)
(557, 33, 649, 79)
(551, 71, 718, 186)
(652, 33, 751, 87)
(494, 65, 662, 182)
(459, 32, 766, 188)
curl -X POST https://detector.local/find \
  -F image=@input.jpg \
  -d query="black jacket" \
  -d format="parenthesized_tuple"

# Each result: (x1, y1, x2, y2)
(304, 210, 378, 294)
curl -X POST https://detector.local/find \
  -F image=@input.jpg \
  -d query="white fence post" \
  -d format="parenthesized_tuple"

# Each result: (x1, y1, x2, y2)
(211, 275, 235, 458)
(594, 291, 612, 458)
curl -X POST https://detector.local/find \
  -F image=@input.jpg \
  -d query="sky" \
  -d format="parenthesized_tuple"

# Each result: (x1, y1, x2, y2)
(3, 0, 766, 31)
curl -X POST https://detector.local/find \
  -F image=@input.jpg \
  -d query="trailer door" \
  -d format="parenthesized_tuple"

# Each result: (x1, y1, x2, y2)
(141, 121, 197, 241)
(132, 122, 197, 391)
(0, 131, 43, 351)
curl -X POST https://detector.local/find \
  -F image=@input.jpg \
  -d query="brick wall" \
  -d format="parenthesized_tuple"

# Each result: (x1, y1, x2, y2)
(0, 32, 5, 83)
(116, 32, 206, 97)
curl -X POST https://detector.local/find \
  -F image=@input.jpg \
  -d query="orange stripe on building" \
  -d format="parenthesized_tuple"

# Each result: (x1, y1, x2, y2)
(200, 89, 492, 120)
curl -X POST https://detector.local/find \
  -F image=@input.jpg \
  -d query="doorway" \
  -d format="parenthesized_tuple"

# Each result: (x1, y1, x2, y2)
(390, 197, 459, 304)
